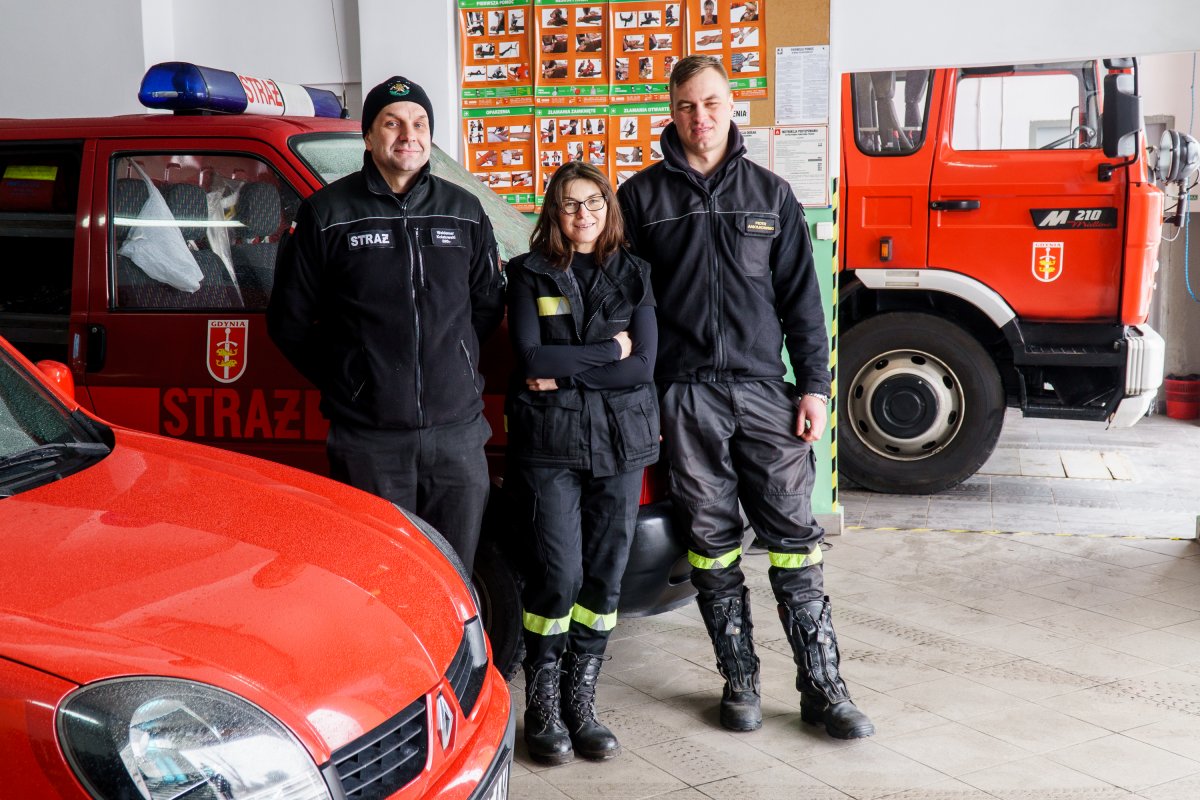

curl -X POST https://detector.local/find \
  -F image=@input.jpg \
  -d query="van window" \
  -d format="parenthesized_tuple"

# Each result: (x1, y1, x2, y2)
(110, 153, 300, 310)
(0, 145, 82, 362)
(852, 70, 933, 156)
(951, 62, 1101, 151)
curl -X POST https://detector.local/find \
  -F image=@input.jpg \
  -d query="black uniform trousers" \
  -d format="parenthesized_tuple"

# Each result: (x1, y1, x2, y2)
(327, 413, 492, 572)
(509, 464, 642, 668)
(659, 380, 824, 607)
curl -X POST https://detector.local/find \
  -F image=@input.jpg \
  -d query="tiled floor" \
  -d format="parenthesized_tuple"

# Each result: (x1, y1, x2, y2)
(507, 412, 1200, 799)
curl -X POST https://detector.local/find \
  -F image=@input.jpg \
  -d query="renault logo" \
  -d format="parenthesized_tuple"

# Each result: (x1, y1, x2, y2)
(436, 693, 454, 750)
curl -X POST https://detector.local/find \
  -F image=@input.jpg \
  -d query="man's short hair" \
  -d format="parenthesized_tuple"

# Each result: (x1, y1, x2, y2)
(669, 55, 729, 103)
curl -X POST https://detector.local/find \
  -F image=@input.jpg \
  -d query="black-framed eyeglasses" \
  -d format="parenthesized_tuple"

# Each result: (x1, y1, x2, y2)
(559, 195, 606, 214)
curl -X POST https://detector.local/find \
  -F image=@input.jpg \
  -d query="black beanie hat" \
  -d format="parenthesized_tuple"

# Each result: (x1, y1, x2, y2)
(361, 76, 434, 137)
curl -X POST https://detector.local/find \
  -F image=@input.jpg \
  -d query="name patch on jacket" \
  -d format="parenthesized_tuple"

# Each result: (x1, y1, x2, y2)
(537, 296, 572, 316)
(348, 230, 393, 250)
(430, 227, 464, 246)
(742, 215, 778, 236)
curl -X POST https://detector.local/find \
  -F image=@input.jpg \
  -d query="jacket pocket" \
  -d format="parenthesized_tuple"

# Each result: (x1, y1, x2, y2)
(734, 212, 780, 276)
(605, 384, 660, 467)
(512, 388, 584, 461)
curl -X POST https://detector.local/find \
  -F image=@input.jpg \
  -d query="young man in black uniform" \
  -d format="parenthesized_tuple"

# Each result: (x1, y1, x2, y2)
(617, 55, 874, 740)
(268, 77, 503, 573)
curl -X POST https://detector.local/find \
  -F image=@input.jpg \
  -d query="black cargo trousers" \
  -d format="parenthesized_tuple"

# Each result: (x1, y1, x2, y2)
(660, 380, 825, 606)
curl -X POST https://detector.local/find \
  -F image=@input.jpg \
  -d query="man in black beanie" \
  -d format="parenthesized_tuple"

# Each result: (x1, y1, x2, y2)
(269, 76, 503, 572)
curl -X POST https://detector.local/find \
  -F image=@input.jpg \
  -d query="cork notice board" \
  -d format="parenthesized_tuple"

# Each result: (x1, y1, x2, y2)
(747, 0, 828, 127)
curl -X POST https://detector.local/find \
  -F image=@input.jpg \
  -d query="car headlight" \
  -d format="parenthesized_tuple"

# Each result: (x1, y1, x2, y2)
(58, 677, 331, 800)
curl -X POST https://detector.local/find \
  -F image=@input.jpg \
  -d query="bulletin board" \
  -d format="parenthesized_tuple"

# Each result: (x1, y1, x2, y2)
(457, 0, 832, 210)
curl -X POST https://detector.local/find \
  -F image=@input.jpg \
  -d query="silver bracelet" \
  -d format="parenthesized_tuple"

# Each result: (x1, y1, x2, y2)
(803, 392, 829, 405)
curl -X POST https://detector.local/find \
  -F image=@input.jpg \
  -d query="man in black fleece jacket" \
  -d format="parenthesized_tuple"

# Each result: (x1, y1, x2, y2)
(618, 55, 873, 740)
(268, 76, 503, 572)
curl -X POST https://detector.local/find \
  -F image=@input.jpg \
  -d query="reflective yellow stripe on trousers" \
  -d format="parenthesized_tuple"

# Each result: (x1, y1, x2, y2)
(522, 610, 571, 636)
(767, 547, 824, 569)
(688, 546, 742, 570)
(571, 604, 617, 632)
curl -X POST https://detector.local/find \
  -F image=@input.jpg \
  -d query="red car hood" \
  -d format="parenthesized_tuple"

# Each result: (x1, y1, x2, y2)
(0, 428, 475, 759)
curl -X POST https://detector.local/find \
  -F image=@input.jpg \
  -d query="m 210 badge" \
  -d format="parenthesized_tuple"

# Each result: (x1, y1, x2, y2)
(208, 319, 249, 383)
(1030, 207, 1117, 229)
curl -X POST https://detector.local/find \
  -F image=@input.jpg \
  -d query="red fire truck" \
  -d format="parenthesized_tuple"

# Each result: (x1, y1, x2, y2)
(837, 58, 1197, 494)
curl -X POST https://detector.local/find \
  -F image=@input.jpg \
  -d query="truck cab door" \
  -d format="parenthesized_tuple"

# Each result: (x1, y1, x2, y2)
(928, 62, 1124, 322)
(841, 69, 939, 270)
(83, 138, 329, 473)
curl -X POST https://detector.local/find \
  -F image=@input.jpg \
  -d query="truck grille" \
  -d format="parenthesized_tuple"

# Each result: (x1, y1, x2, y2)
(329, 697, 427, 800)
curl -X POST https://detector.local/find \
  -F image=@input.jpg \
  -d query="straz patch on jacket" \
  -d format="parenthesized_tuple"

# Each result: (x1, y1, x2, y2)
(347, 229, 394, 250)
(741, 214, 778, 236)
(537, 296, 572, 316)
(1031, 207, 1118, 229)
(1032, 241, 1064, 283)
(429, 227, 464, 247)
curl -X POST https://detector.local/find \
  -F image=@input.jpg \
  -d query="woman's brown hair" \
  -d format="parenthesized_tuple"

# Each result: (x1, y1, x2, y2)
(530, 160, 625, 270)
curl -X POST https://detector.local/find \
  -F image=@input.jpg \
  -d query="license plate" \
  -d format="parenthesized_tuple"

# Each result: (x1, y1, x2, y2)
(479, 757, 509, 800)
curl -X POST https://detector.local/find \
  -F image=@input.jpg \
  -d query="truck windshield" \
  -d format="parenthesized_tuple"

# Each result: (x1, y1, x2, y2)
(290, 133, 532, 263)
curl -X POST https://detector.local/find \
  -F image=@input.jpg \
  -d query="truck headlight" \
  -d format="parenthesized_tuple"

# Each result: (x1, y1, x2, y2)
(58, 677, 331, 800)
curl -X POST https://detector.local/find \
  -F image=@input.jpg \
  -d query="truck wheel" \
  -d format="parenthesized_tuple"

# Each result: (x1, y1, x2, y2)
(472, 539, 524, 680)
(839, 312, 1004, 494)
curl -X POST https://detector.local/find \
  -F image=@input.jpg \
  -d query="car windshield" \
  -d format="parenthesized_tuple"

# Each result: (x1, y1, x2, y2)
(290, 133, 533, 263)
(0, 348, 107, 496)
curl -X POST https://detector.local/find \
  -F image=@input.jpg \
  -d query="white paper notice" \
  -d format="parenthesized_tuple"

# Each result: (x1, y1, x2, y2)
(773, 126, 828, 207)
(775, 45, 829, 125)
(741, 127, 770, 169)
(733, 102, 751, 126)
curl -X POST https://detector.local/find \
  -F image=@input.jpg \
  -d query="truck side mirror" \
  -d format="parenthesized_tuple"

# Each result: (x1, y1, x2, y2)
(1102, 72, 1140, 158)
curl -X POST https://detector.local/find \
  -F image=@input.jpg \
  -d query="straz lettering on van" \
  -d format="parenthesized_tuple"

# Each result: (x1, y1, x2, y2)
(1030, 207, 1118, 229)
(348, 230, 393, 250)
(161, 388, 328, 441)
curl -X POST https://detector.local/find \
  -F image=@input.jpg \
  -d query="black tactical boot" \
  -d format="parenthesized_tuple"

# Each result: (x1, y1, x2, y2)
(698, 588, 762, 731)
(780, 597, 875, 739)
(560, 652, 621, 760)
(523, 663, 573, 764)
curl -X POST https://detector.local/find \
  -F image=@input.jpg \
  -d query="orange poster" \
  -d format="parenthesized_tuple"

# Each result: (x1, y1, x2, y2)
(608, 102, 671, 188)
(533, 1, 610, 104)
(462, 106, 537, 210)
(535, 106, 612, 203)
(459, 0, 533, 107)
(610, 0, 683, 103)
(684, 0, 766, 97)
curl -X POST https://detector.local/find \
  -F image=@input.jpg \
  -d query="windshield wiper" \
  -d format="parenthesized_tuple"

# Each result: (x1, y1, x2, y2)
(0, 441, 111, 480)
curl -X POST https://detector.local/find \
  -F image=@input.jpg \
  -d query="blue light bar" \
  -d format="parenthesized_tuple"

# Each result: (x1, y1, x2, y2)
(138, 62, 345, 118)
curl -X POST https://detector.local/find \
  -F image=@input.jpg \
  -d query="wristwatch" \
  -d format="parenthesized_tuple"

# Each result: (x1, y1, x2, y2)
(803, 392, 829, 405)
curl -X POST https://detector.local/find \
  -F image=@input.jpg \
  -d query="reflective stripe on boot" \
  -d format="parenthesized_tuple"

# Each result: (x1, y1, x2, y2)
(781, 598, 875, 740)
(560, 652, 621, 760)
(698, 588, 762, 732)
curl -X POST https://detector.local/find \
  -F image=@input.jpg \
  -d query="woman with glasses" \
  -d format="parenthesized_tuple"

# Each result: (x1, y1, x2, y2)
(506, 161, 658, 764)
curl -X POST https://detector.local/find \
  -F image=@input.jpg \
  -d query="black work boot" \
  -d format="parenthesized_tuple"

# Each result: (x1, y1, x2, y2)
(780, 597, 875, 740)
(698, 588, 763, 731)
(560, 652, 620, 760)
(523, 663, 573, 764)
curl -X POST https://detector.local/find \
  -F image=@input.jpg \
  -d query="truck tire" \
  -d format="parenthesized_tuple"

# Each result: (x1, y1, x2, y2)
(839, 312, 1004, 494)
(472, 538, 524, 680)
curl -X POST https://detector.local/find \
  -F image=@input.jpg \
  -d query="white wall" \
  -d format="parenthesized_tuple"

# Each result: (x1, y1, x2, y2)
(358, 0, 460, 157)
(830, 0, 1200, 74)
(0, 0, 148, 117)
